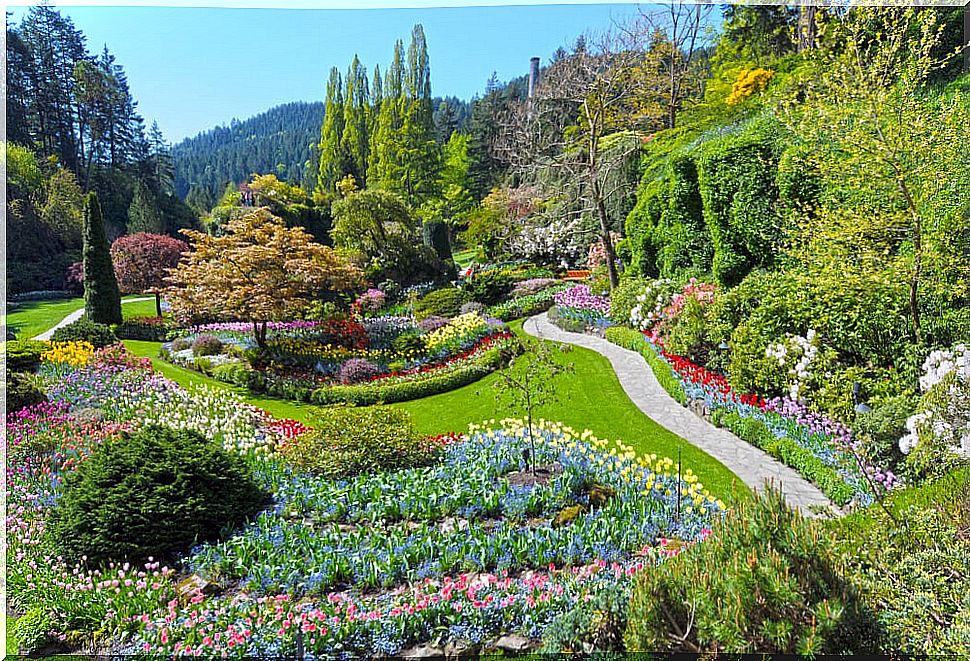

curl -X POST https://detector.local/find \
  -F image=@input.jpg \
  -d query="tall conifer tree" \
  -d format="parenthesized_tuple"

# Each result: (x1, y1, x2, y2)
(82, 192, 123, 325)
(317, 67, 346, 194)
(341, 55, 370, 187)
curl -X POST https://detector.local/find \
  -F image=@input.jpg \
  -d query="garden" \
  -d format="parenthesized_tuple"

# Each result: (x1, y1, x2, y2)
(5, 2, 970, 658)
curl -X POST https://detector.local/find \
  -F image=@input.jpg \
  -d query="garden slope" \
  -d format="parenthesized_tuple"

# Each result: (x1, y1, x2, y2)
(523, 312, 837, 517)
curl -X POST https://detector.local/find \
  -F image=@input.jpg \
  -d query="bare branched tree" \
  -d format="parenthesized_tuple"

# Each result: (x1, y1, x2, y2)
(494, 28, 648, 289)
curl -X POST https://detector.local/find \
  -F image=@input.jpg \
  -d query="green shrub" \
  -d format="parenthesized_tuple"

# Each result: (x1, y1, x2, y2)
(50, 316, 117, 348)
(828, 469, 970, 655)
(81, 192, 123, 325)
(210, 362, 257, 388)
(112, 317, 172, 341)
(624, 485, 877, 654)
(463, 270, 513, 306)
(10, 608, 56, 655)
(280, 406, 432, 478)
(5, 372, 48, 414)
(663, 295, 710, 365)
(656, 155, 712, 277)
(46, 425, 268, 565)
(608, 276, 651, 325)
(624, 178, 667, 278)
(6, 339, 49, 372)
(392, 330, 424, 354)
(413, 287, 470, 320)
(547, 305, 588, 333)
(606, 327, 687, 406)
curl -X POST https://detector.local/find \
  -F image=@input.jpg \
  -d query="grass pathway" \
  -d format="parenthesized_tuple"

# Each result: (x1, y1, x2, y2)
(124, 319, 748, 503)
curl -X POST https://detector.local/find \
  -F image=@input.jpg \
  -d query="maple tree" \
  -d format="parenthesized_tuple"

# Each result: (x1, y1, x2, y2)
(164, 208, 365, 347)
(111, 232, 189, 316)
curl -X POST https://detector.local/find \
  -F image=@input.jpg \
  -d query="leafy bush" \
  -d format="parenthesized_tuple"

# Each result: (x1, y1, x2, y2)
(5, 372, 48, 414)
(463, 270, 513, 306)
(608, 276, 653, 325)
(46, 425, 268, 565)
(6, 339, 49, 372)
(606, 327, 687, 406)
(413, 287, 470, 320)
(828, 469, 970, 655)
(113, 316, 172, 342)
(852, 395, 915, 475)
(10, 608, 56, 655)
(391, 330, 424, 355)
(625, 485, 877, 654)
(191, 334, 224, 356)
(662, 295, 710, 365)
(338, 358, 380, 384)
(170, 337, 191, 352)
(280, 406, 434, 478)
(50, 316, 117, 348)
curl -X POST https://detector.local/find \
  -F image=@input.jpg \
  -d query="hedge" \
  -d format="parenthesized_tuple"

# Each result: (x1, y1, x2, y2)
(6, 340, 49, 372)
(605, 327, 687, 406)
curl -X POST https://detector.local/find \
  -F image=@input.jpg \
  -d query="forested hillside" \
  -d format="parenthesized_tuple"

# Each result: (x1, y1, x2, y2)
(172, 101, 324, 204)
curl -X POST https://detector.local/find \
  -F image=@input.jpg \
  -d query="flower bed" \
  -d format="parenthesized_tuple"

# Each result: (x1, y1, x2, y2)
(606, 327, 902, 508)
(8, 340, 725, 656)
(487, 283, 569, 322)
(552, 285, 612, 330)
(163, 312, 515, 405)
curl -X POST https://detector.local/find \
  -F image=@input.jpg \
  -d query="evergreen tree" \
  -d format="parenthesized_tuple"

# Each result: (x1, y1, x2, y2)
(186, 183, 215, 216)
(317, 67, 346, 193)
(128, 180, 166, 234)
(6, 16, 34, 146)
(341, 55, 370, 187)
(400, 24, 441, 205)
(434, 100, 458, 143)
(368, 40, 406, 191)
(148, 121, 175, 194)
(82, 191, 123, 325)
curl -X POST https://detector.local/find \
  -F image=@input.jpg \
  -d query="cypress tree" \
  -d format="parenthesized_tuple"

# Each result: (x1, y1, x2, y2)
(317, 67, 346, 194)
(127, 180, 166, 234)
(82, 191, 123, 325)
(341, 55, 370, 187)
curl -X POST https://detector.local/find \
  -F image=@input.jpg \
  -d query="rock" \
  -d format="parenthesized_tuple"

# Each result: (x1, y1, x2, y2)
(552, 504, 587, 527)
(491, 634, 536, 653)
(587, 483, 616, 509)
(444, 639, 479, 659)
(688, 397, 708, 418)
(399, 643, 446, 658)
(177, 574, 219, 603)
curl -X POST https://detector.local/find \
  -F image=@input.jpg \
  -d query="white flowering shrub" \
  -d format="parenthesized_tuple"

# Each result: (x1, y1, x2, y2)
(898, 344, 970, 475)
(509, 215, 586, 265)
(629, 278, 675, 331)
(765, 329, 820, 402)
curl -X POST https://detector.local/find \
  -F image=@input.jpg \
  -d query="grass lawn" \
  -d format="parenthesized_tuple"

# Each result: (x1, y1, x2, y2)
(125, 320, 748, 503)
(452, 248, 479, 270)
(5, 295, 159, 339)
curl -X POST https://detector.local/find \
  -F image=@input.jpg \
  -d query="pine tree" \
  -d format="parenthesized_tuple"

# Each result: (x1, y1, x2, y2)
(148, 121, 175, 194)
(83, 192, 123, 325)
(128, 180, 166, 234)
(317, 67, 346, 193)
(400, 25, 441, 205)
(341, 55, 370, 187)
(5, 19, 34, 146)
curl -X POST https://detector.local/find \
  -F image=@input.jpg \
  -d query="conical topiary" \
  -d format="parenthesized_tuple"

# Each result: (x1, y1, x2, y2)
(82, 191, 123, 325)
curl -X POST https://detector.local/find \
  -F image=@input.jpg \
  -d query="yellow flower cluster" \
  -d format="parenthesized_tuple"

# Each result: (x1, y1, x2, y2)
(468, 417, 726, 511)
(726, 67, 774, 106)
(42, 341, 95, 367)
(423, 312, 488, 353)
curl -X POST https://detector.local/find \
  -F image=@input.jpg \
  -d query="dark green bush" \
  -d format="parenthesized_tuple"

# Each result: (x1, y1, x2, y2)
(391, 330, 424, 355)
(112, 317, 173, 341)
(280, 406, 433, 478)
(463, 270, 513, 306)
(624, 178, 667, 278)
(851, 395, 915, 475)
(5, 372, 48, 414)
(6, 339, 49, 372)
(47, 425, 268, 565)
(50, 316, 117, 348)
(413, 287, 470, 320)
(656, 155, 712, 278)
(624, 486, 878, 654)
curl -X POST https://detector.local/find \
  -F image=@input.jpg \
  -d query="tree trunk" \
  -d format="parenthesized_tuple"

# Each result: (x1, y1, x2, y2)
(798, 5, 817, 53)
(253, 320, 268, 349)
(155, 291, 162, 318)
(897, 178, 922, 345)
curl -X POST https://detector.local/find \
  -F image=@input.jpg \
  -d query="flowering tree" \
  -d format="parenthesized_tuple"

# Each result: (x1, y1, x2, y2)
(165, 208, 365, 348)
(111, 233, 189, 316)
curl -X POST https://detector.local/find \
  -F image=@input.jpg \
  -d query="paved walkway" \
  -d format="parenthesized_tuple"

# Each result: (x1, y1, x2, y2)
(523, 313, 840, 518)
(33, 297, 155, 341)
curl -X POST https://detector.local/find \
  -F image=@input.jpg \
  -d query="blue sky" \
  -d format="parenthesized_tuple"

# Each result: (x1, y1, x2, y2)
(9, 3, 659, 144)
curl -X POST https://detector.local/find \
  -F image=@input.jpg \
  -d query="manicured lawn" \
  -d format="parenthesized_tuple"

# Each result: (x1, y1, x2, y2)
(452, 248, 478, 269)
(5, 295, 158, 339)
(125, 320, 748, 503)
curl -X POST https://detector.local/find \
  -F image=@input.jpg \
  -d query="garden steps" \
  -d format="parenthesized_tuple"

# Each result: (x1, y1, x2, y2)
(33, 297, 155, 341)
(524, 312, 841, 518)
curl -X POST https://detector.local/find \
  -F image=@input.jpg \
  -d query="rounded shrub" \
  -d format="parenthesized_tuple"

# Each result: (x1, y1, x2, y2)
(46, 425, 268, 565)
(6, 339, 49, 372)
(413, 287, 470, 320)
(5, 372, 48, 414)
(624, 486, 878, 655)
(338, 357, 380, 384)
(191, 334, 224, 356)
(50, 316, 117, 348)
(391, 330, 424, 355)
(280, 406, 433, 478)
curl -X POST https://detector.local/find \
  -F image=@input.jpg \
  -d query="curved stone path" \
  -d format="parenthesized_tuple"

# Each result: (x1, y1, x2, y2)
(523, 312, 840, 518)
(33, 297, 155, 341)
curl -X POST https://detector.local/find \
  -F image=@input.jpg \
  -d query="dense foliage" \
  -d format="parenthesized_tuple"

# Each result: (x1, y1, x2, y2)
(50, 317, 118, 349)
(47, 425, 268, 565)
(81, 193, 123, 325)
